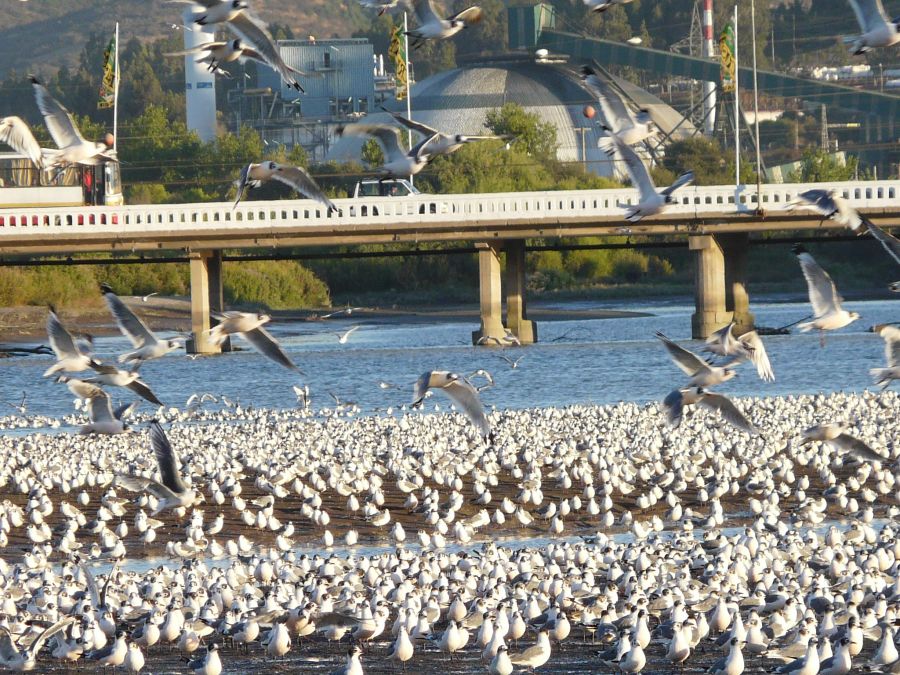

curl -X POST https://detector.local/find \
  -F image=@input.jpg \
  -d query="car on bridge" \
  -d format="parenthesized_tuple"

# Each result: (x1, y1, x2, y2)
(349, 179, 447, 216)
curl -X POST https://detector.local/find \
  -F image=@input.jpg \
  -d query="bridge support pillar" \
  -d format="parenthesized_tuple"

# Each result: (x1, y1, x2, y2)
(690, 235, 730, 339)
(472, 243, 507, 346)
(720, 233, 755, 334)
(504, 240, 536, 344)
(187, 251, 223, 355)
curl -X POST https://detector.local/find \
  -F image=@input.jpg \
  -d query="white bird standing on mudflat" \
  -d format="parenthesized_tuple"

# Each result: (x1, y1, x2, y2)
(382, 108, 510, 157)
(233, 161, 338, 212)
(802, 423, 890, 463)
(581, 66, 654, 146)
(708, 636, 745, 675)
(704, 321, 774, 382)
(30, 76, 116, 169)
(844, 0, 900, 53)
(406, 0, 483, 48)
(663, 387, 757, 435)
(509, 630, 551, 670)
(489, 644, 513, 675)
(792, 244, 859, 344)
(100, 285, 183, 362)
(209, 311, 300, 371)
(600, 131, 693, 222)
(413, 370, 492, 439)
(44, 307, 92, 377)
(116, 421, 204, 514)
(582, 0, 632, 12)
(0, 116, 45, 169)
(329, 644, 363, 675)
(337, 122, 435, 177)
(188, 643, 221, 675)
(870, 323, 900, 388)
(655, 331, 737, 387)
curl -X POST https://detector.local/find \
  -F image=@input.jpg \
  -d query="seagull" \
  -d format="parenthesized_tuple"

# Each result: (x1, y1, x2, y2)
(655, 331, 737, 387)
(44, 307, 93, 377)
(582, 0, 633, 12)
(2, 392, 26, 416)
(509, 629, 551, 670)
(498, 353, 524, 369)
(176, 0, 249, 26)
(116, 421, 204, 514)
(165, 38, 257, 74)
(703, 321, 774, 382)
(79, 390, 134, 435)
(358, 0, 406, 15)
(381, 108, 511, 157)
(870, 324, 900, 389)
(336, 122, 435, 177)
(233, 161, 338, 212)
(336, 325, 362, 344)
(0, 116, 45, 169)
(225, 11, 310, 91)
(859, 218, 900, 291)
(209, 311, 300, 371)
(792, 244, 859, 344)
(100, 285, 183, 362)
(328, 644, 363, 675)
(413, 371, 492, 439)
(600, 131, 693, 222)
(29, 76, 116, 170)
(581, 66, 654, 146)
(84, 360, 164, 407)
(708, 636, 745, 675)
(141, 292, 159, 302)
(663, 387, 758, 435)
(405, 0, 483, 48)
(0, 617, 77, 671)
(188, 643, 221, 675)
(787, 189, 863, 230)
(802, 423, 890, 463)
(843, 0, 900, 53)
(56, 375, 105, 400)
(489, 644, 514, 675)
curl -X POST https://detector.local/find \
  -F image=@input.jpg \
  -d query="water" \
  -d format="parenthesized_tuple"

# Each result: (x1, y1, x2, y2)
(0, 298, 897, 421)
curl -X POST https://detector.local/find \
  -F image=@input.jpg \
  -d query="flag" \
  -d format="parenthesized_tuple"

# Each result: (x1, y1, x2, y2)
(388, 25, 408, 101)
(97, 35, 117, 109)
(720, 23, 736, 93)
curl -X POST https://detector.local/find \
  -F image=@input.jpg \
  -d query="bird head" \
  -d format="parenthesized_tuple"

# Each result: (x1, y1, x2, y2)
(722, 369, 737, 381)
(265, 160, 278, 171)
(890, 281, 900, 292)
(208, 643, 219, 652)
(257, 312, 271, 323)
(231, 39, 242, 50)
(232, 0, 248, 9)
(849, 311, 861, 321)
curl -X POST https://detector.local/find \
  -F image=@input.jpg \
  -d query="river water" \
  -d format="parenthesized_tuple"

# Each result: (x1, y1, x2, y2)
(0, 297, 897, 421)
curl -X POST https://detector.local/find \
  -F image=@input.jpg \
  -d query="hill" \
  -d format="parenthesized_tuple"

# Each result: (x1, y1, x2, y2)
(0, 0, 373, 76)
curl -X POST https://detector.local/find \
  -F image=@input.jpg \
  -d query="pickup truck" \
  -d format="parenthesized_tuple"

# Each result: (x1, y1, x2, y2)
(348, 178, 448, 216)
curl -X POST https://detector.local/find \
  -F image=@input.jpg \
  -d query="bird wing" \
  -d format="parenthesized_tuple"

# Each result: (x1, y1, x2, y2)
(600, 132, 656, 201)
(410, 132, 438, 160)
(270, 164, 337, 212)
(739, 331, 775, 382)
(410, 0, 441, 25)
(102, 288, 157, 348)
(339, 325, 362, 341)
(581, 67, 633, 132)
(655, 331, 708, 377)
(114, 400, 139, 421)
(790, 189, 835, 216)
(315, 612, 359, 628)
(849, 0, 889, 32)
(30, 76, 84, 149)
(412, 371, 433, 405)
(662, 389, 684, 426)
(704, 322, 734, 354)
(863, 219, 900, 266)
(164, 41, 226, 57)
(383, 109, 439, 138)
(242, 326, 299, 371)
(115, 474, 181, 501)
(0, 627, 19, 663)
(87, 392, 115, 424)
(879, 325, 900, 366)
(62, 378, 104, 399)
(47, 309, 80, 360)
(660, 171, 694, 197)
(233, 163, 253, 207)
(127, 379, 164, 407)
(834, 433, 889, 462)
(79, 562, 102, 608)
(227, 14, 306, 92)
(448, 5, 483, 23)
(28, 616, 79, 658)
(698, 392, 758, 435)
(340, 123, 405, 161)
(794, 249, 841, 316)
(0, 117, 43, 168)
(442, 378, 492, 437)
(149, 420, 190, 494)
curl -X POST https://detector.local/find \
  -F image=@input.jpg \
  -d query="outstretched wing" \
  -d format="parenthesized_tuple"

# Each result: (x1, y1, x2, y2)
(270, 164, 338, 212)
(655, 331, 708, 377)
(863, 218, 900, 266)
(382, 109, 439, 138)
(87, 391, 115, 424)
(242, 326, 300, 371)
(339, 123, 404, 161)
(101, 286, 157, 348)
(449, 5, 483, 23)
(739, 330, 775, 382)
(233, 163, 253, 207)
(876, 325, 900, 367)
(149, 421, 190, 494)
(849, 0, 889, 33)
(834, 432, 889, 462)
(698, 392, 758, 435)
(662, 389, 684, 427)
(793, 247, 842, 316)
(47, 309, 80, 360)
(228, 14, 306, 92)
(30, 76, 84, 149)
(115, 474, 180, 501)
(0, 116, 43, 168)
(410, 0, 441, 24)
(442, 377, 491, 438)
(412, 371, 433, 406)
(599, 131, 656, 201)
(660, 171, 694, 197)
(164, 40, 227, 57)
(127, 379, 163, 407)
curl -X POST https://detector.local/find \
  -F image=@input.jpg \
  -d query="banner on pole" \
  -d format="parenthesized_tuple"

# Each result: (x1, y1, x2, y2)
(388, 25, 408, 101)
(98, 35, 117, 109)
(720, 23, 736, 93)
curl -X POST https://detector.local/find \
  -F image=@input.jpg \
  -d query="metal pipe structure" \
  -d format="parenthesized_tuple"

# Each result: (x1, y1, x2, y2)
(701, 0, 717, 135)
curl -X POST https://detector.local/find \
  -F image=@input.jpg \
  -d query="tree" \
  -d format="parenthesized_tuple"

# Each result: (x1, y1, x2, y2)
(485, 103, 557, 161)
(660, 137, 752, 186)
(787, 148, 859, 182)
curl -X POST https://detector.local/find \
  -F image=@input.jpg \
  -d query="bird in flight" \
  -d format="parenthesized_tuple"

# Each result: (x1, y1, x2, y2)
(413, 370, 492, 439)
(233, 161, 338, 213)
(792, 244, 859, 346)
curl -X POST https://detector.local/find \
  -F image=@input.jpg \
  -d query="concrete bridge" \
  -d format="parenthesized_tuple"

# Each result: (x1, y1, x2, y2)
(1, 180, 897, 351)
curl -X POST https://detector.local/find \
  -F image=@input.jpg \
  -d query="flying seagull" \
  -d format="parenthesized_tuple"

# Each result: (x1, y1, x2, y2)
(358, 0, 406, 15)
(116, 421, 204, 514)
(655, 331, 737, 387)
(336, 324, 362, 344)
(233, 161, 338, 212)
(174, 0, 249, 26)
(843, 0, 900, 54)
(663, 386, 758, 435)
(581, 66, 654, 146)
(703, 321, 774, 382)
(413, 370, 492, 439)
(165, 38, 250, 75)
(582, 0, 633, 12)
(44, 307, 92, 377)
(792, 244, 859, 345)
(802, 423, 890, 463)
(381, 108, 511, 157)
(0, 617, 78, 671)
(226, 11, 310, 92)
(100, 284, 183, 362)
(0, 116, 45, 169)
(84, 360, 164, 407)
(30, 76, 116, 169)
(78, 390, 135, 435)
(209, 311, 300, 371)
(870, 323, 900, 389)
(406, 0, 483, 49)
(786, 189, 863, 230)
(337, 122, 436, 177)
(600, 131, 693, 222)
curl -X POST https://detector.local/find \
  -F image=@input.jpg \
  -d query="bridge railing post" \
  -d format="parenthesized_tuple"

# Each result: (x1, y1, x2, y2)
(689, 234, 731, 340)
(187, 251, 223, 355)
(471, 242, 507, 346)
(504, 240, 536, 344)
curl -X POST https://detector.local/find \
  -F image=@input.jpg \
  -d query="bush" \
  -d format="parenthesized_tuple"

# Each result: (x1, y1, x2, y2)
(223, 261, 330, 309)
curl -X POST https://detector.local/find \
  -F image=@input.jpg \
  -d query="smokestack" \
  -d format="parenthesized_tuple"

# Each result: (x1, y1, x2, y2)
(701, 0, 716, 135)
(183, 9, 217, 142)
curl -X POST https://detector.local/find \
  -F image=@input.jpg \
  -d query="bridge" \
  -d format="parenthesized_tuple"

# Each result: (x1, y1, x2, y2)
(1, 180, 898, 351)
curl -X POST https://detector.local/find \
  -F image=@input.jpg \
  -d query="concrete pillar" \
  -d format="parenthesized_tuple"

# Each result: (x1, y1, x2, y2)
(504, 240, 536, 344)
(690, 234, 730, 339)
(719, 233, 755, 334)
(187, 251, 222, 354)
(472, 243, 506, 346)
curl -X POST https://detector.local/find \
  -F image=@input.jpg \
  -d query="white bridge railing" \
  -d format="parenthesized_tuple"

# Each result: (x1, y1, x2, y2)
(0, 180, 897, 237)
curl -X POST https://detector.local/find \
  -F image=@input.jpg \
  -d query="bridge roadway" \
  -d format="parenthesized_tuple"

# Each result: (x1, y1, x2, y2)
(1, 180, 898, 349)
